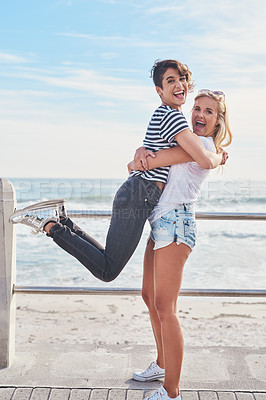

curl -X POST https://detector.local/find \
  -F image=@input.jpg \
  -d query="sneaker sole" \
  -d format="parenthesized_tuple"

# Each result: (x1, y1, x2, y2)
(10, 199, 65, 224)
(18, 199, 65, 211)
(132, 373, 165, 382)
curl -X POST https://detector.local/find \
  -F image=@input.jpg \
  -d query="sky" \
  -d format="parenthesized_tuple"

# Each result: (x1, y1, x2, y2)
(0, 0, 266, 181)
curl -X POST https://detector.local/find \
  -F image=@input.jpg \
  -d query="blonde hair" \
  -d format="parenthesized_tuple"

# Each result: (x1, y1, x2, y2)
(194, 92, 232, 150)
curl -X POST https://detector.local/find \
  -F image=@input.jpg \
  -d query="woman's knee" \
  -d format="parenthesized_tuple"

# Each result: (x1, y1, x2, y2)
(142, 288, 155, 311)
(154, 295, 176, 321)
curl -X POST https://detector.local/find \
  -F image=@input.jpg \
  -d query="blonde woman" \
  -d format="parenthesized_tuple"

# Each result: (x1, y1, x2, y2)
(129, 90, 232, 400)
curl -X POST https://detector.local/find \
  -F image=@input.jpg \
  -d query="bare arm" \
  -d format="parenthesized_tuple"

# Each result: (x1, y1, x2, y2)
(175, 129, 222, 169)
(146, 146, 193, 169)
(127, 131, 228, 173)
(128, 146, 194, 173)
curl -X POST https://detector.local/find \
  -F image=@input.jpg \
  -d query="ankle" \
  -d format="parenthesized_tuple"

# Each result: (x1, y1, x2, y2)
(44, 222, 56, 233)
(156, 358, 165, 369)
(163, 386, 179, 399)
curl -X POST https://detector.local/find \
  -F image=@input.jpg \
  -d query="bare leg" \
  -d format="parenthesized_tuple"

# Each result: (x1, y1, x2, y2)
(142, 238, 164, 368)
(44, 222, 55, 233)
(154, 242, 191, 398)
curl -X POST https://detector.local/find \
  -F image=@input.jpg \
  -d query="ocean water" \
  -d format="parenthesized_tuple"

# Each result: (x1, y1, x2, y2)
(8, 177, 266, 290)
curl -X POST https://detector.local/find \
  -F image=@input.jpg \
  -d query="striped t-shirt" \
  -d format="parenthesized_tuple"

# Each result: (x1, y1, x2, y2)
(131, 105, 189, 183)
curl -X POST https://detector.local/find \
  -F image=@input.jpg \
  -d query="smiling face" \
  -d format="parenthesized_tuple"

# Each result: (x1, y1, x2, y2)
(192, 96, 218, 137)
(156, 68, 188, 110)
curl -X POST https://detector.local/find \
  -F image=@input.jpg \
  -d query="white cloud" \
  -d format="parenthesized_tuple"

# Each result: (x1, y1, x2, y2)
(1, 0, 265, 180)
(100, 52, 118, 60)
(0, 117, 143, 178)
(0, 67, 157, 107)
(0, 52, 29, 64)
(146, 0, 266, 85)
(147, 0, 266, 21)
(56, 32, 180, 48)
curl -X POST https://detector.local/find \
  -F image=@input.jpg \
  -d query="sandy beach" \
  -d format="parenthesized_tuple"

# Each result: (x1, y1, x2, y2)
(15, 294, 266, 349)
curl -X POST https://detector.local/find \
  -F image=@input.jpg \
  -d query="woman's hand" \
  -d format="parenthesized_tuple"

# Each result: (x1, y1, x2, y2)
(134, 147, 155, 171)
(218, 147, 229, 165)
(127, 161, 135, 173)
(127, 160, 146, 174)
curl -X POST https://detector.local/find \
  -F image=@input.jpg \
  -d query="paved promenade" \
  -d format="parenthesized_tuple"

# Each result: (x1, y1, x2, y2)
(1, 344, 265, 390)
(0, 388, 266, 400)
(0, 344, 265, 399)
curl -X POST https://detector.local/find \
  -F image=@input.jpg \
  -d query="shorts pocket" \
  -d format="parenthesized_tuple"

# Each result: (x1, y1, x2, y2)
(159, 210, 176, 223)
(183, 219, 197, 239)
(151, 216, 175, 240)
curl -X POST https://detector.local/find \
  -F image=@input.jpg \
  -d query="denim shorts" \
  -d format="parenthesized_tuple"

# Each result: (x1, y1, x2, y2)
(150, 203, 197, 251)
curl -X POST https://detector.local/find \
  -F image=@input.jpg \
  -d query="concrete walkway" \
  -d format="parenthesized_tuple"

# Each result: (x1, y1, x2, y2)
(0, 388, 265, 400)
(1, 344, 266, 390)
(0, 343, 266, 400)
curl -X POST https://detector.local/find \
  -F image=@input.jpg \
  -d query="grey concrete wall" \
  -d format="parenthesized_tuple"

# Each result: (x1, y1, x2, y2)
(0, 178, 16, 367)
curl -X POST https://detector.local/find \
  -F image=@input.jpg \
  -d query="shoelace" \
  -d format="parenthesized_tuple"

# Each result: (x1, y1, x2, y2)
(25, 214, 43, 234)
(146, 387, 165, 399)
(140, 361, 157, 376)
(146, 361, 156, 371)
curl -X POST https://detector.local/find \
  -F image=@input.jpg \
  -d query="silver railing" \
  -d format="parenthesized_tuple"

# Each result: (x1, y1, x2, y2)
(12, 209, 266, 297)
(67, 210, 266, 220)
(12, 286, 266, 297)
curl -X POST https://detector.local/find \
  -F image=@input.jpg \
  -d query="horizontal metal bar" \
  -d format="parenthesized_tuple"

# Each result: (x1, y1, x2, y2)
(68, 210, 266, 221)
(13, 286, 266, 297)
(195, 212, 266, 221)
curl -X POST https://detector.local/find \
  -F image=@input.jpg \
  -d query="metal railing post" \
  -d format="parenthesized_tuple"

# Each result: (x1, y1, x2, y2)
(0, 178, 16, 367)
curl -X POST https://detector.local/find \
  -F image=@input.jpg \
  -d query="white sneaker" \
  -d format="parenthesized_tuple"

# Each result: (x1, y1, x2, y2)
(9, 199, 64, 235)
(132, 361, 165, 382)
(144, 386, 181, 400)
(13, 199, 67, 218)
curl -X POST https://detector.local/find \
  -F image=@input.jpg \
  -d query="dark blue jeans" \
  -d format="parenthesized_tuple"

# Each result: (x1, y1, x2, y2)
(48, 175, 162, 282)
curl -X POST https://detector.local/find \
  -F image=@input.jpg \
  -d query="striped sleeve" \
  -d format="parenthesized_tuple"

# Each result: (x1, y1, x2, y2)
(160, 110, 189, 142)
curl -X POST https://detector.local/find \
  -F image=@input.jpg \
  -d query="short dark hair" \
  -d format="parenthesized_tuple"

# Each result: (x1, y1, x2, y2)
(150, 59, 194, 92)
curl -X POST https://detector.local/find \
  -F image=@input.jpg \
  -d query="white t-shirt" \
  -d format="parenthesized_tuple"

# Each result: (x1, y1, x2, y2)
(149, 136, 216, 224)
